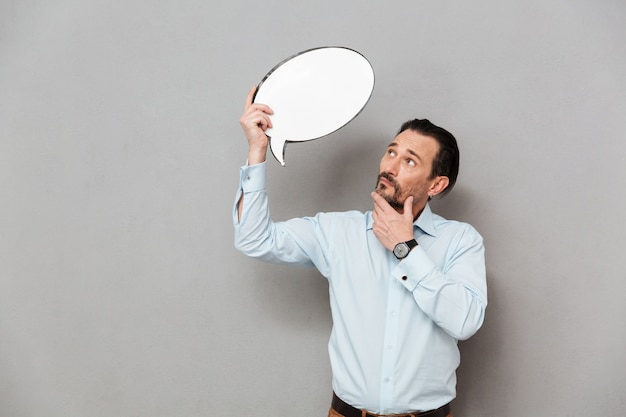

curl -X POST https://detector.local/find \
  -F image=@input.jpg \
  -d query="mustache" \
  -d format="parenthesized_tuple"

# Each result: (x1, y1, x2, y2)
(375, 172, 404, 210)
(376, 172, 397, 188)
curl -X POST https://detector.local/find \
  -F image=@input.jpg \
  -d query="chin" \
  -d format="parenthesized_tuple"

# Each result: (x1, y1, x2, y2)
(375, 188, 393, 201)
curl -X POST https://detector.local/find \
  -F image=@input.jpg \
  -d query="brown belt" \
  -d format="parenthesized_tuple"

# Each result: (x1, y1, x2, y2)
(332, 393, 451, 417)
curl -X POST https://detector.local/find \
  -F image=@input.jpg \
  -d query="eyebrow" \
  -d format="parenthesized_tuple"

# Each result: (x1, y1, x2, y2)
(388, 142, 423, 162)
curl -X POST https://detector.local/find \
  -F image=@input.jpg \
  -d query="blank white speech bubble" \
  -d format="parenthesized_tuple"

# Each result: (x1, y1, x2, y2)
(253, 47, 375, 166)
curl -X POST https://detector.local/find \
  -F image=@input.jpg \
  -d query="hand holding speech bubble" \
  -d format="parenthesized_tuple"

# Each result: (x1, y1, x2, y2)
(252, 47, 375, 166)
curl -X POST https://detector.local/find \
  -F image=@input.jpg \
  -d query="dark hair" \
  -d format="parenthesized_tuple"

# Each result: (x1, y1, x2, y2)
(398, 119, 460, 197)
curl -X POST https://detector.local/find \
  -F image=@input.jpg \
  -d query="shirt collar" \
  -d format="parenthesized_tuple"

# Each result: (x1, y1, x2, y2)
(366, 203, 437, 237)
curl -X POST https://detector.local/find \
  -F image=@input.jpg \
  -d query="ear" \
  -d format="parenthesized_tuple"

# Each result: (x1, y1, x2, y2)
(428, 176, 450, 198)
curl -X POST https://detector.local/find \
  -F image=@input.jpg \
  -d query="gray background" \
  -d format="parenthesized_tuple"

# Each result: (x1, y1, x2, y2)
(1, 1, 625, 416)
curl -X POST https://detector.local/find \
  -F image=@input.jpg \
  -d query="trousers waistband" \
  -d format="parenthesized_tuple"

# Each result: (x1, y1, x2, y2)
(331, 393, 450, 417)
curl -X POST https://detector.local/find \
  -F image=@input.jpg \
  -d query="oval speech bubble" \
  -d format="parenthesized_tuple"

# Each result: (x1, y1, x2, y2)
(253, 47, 375, 166)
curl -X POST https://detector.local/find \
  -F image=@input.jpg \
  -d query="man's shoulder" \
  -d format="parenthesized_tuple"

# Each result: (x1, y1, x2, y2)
(430, 211, 483, 240)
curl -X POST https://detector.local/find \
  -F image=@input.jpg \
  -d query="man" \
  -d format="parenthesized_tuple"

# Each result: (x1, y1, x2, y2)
(234, 87, 487, 417)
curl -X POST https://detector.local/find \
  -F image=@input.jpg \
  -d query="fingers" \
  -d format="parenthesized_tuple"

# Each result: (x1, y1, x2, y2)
(240, 86, 274, 134)
(371, 191, 389, 213)
(244, 86, 256, 110)
(240, 107, 270, 129)
(403, 196, 414, 218)
(244, 85, 274, 114)
(241, 110, 273, 133)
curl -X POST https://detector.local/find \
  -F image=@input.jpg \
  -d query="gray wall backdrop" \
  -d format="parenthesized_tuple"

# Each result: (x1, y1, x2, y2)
(1, 1, 625, 416)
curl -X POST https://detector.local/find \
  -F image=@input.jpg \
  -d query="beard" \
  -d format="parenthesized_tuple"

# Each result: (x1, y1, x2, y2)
(374, 172, 405, 210)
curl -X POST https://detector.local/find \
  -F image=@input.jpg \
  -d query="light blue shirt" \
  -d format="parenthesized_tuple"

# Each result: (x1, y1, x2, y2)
(233, 162, 487, 413)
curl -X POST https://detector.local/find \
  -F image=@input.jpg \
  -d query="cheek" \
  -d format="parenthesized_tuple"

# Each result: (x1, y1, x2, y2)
(399, 176, 427, 196)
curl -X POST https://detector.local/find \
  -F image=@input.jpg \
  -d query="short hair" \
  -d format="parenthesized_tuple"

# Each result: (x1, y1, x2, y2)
(397, 119, 460, 197)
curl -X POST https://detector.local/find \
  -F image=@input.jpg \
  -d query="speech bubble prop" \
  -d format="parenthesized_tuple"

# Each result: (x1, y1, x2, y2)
(253, 47, 375, 166)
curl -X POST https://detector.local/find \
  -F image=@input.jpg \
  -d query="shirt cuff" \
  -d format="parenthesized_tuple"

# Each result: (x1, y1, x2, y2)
(393, 246, 436, 292)
(240, 161, 267, 193)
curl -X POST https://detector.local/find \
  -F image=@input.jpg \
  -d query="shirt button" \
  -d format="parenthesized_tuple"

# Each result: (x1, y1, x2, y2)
(384, 377, 391, 383)
(402, 275, 408, 281)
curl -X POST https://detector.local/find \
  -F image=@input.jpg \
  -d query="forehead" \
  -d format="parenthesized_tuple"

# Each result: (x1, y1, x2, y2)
(389, 130, 440, 158)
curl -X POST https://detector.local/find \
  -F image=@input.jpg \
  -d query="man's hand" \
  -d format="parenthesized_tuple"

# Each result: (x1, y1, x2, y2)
(239, 86, 274, 165)
(371, 192, 415, 251)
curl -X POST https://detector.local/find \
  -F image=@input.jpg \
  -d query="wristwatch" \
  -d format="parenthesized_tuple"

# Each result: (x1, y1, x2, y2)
(393, 239, 418, 260)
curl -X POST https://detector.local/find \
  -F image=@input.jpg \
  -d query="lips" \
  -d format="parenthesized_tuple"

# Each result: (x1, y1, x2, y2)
(378, 178, 392, 188)
(377, 173, 396, 189)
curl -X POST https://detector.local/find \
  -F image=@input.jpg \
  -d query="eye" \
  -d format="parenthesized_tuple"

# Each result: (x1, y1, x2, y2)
(407, 159, 416, 167)
(387, 149, 396, 157)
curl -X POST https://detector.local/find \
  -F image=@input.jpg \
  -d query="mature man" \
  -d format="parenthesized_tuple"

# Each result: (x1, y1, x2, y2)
(233, 87, 487, 417)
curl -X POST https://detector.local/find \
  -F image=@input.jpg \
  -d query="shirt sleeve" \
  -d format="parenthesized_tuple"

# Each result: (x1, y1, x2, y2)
(232, 162, 322, 269)
(392, 226, 487, 341)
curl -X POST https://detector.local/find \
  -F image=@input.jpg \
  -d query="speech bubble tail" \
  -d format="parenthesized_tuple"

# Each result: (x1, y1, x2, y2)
(269, 137, 287, 166)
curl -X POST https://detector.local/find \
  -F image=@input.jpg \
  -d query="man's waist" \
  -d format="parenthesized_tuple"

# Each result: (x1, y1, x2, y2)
(331, 393, 451, 417)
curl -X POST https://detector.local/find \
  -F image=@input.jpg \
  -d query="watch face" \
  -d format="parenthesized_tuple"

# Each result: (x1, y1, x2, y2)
(394, 243, 409, 258)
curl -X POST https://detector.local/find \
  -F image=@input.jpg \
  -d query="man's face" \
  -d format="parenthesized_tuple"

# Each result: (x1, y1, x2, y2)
(375, 129, 443, 215)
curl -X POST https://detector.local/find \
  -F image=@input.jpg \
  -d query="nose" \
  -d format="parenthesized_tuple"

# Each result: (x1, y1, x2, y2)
(381, 156, 400, 177)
